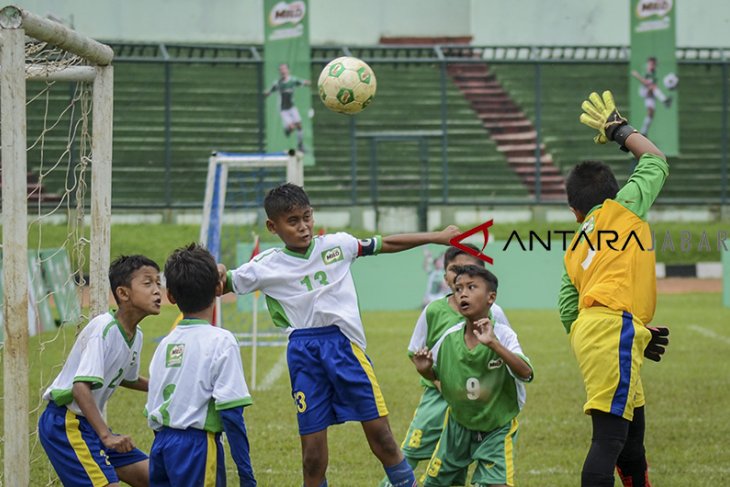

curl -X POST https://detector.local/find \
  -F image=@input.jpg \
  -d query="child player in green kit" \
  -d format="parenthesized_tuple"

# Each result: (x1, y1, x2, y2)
(414, 265, 533, 487)
(380, 244, 512, 487)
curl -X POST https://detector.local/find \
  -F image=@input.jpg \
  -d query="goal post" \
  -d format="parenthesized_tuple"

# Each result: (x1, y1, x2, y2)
(0, 6, 114, 484)
(200, 151, 303, 389)
(200, 150, 304, 259)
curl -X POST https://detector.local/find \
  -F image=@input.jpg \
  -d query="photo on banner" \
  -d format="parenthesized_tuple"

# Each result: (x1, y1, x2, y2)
(263, 0, 315, 166)
(629, 0, 679, 156)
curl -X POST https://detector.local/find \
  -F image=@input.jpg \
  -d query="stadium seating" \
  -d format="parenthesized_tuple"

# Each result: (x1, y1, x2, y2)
(309, 63, 527, 205)
(490, 63, 728, 202)
(21, 57, 728, 208)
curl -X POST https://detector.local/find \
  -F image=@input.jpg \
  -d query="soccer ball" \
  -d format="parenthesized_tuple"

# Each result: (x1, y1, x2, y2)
(317, 56, 377, 115)
(663, 72, 679, 90)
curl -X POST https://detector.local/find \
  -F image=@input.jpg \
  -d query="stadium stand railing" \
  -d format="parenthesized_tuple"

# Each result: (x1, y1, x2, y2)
(20, 43, 730, 210)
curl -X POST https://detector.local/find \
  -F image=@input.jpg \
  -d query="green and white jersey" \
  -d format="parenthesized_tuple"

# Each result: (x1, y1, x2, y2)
(146, 319, 252, 433)
(228, 232, 382, 350)
(408, 300, 510, 355)
(42, 312, 142, 416)
(432, 322, 532, 432)
(408, 301, 509, 389)
(269, 76, 306, 110)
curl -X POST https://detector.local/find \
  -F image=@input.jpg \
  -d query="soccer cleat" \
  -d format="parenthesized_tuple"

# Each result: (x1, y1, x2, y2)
(663, 97, 673, 108)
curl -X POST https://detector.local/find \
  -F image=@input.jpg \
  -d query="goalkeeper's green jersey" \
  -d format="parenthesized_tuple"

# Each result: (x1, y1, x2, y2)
(432, 321, 533, 432)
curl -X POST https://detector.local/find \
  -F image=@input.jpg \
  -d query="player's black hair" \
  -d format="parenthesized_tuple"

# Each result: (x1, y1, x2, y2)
(443, 243, 486, 269)
(264, 183, 311, 220)
(452, 265, 498, 293)
(566, 160, 619, 216)
(109, 255, 159, 305)
(648, 56, 657, 63)
(164, 243, 219, 314)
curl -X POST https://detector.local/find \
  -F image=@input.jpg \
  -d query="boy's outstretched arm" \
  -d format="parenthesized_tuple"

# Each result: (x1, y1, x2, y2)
(380, 225, 460, 254)
(220, 406, 257, 487)
(624, 131, 664, 161)
(579, 90, 665, 160)
(579, 90, 669, 217)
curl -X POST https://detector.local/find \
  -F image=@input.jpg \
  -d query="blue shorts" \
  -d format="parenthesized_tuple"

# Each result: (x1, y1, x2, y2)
(287, 325, 389, 435)
(150, 427, 225, 487)
(38, 401, 148, 487)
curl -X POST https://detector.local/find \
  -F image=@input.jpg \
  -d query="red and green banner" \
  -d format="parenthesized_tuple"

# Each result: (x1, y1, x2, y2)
(630, 0, 679, 156)
(263, 0, 315, 166)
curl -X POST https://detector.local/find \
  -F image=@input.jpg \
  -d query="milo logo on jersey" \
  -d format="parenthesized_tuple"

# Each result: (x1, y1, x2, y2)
(321, 246, 344, 265)
(488, 358, 504, 370)
(166, 344, 185, 368)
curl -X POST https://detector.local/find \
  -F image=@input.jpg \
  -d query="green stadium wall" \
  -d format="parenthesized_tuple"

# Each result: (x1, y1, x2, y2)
(236, 241, 564, 312)
(13, 0, 730, 47)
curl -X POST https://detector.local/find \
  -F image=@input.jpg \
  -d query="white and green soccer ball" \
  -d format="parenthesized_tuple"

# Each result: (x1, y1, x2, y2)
(317, 56, 377, 115)
(663, 72, 679, 91)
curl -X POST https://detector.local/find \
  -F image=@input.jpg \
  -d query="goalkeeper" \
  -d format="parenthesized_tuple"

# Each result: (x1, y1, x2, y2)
(558, 91, 670, 487)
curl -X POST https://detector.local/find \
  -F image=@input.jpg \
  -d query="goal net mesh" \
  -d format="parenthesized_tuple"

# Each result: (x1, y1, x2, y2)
(0, 23, 108, 485)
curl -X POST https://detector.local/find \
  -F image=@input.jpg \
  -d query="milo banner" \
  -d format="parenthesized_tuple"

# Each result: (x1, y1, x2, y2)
(630, 0, 679, 156)
(263, 0, 315, 166)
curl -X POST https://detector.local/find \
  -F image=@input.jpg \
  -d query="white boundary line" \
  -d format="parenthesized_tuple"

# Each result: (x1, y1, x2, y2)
(689, 325, 730, 345)
(256, 350, 288, 391)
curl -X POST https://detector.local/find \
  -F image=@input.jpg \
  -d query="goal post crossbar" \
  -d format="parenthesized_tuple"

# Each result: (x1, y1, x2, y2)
(26, 64, 97, 82)
(0, 5, 114, 66)
(200, 151, 304, 247)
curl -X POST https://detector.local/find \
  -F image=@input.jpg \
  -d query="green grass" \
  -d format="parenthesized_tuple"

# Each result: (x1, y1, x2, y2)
(4, 293, 730, 486)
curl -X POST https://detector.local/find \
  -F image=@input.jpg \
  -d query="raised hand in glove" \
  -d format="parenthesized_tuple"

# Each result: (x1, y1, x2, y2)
(644, 325, 670, 362)
(579, 91, 636, 150)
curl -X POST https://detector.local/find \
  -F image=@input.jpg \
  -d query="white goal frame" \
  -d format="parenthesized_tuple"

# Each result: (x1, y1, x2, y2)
(200, 151, 304, 247)
(200, 151, 303, 390)
(0, 6, 114, 484)
(199, 151, 304, 254)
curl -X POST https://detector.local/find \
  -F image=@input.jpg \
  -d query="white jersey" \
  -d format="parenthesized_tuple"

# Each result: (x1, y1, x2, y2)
(228, 232, 381, 350)
(146, 319, 252, 433)
(42, 312, 143, 416)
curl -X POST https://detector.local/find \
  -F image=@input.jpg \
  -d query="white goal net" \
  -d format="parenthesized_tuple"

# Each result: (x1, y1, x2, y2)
(0, 6, 113, 485)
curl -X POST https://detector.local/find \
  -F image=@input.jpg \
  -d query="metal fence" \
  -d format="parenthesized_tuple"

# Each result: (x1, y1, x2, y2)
(101, 44, 730, 208)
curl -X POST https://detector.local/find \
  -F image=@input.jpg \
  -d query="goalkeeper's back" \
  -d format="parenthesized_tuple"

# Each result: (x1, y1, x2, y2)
(559, 90, 668, 330)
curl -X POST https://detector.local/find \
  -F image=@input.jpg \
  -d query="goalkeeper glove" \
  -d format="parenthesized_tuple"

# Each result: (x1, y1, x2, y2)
(644, 325, 670, 362)
(579, 90, 637, 151)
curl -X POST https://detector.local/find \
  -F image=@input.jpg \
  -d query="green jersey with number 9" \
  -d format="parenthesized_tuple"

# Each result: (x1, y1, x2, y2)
(431, 322, 533, 432)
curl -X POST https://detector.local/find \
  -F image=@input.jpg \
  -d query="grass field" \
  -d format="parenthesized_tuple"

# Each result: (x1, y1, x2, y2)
(3, 291, 729, 486)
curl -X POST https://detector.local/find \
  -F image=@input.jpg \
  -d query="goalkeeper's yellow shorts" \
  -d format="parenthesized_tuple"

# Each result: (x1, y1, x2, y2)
(569, 307, 652, 421)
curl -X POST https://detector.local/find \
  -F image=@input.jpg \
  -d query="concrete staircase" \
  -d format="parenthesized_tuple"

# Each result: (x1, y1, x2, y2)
(447, 63, 565, 199)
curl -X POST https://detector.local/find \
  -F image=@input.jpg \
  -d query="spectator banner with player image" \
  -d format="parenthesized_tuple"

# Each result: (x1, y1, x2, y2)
(630, 0, 679, 156)
(263, 0, 315, 166)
